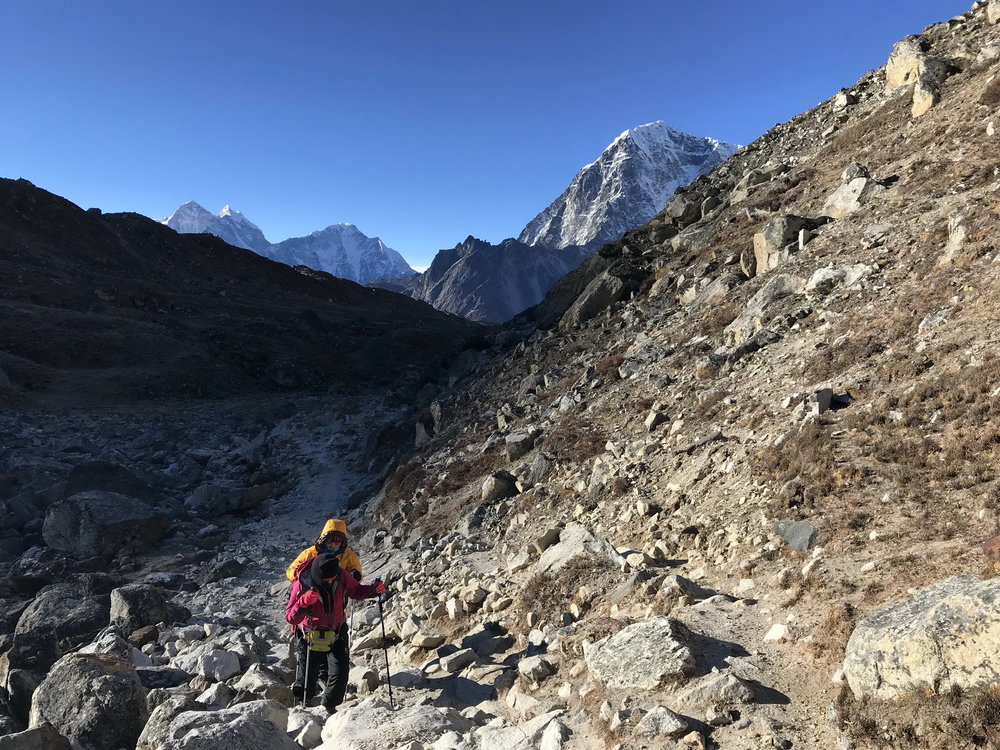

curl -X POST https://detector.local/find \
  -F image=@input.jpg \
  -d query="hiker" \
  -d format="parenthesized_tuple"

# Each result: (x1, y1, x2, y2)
(286, 553, 384, 712)
(286, 519, 363, 583)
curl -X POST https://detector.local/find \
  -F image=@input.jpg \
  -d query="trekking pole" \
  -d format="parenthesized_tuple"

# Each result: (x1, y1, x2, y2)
(349, 603, 355, 651)
(375, 577, 394, 710)
(302, 629, 311, 709)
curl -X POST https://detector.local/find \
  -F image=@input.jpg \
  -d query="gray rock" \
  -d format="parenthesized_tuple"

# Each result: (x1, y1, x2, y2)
(136, 666, 192, 689)
(15, 584, 109, 642)
(919, 307, 951, 331)
(841, 163, 870, 182)
(137, 696, 200, 750)
(198, 559, 244, 585)
(111, 583, 168, 634)
(535, 525, 624, 576)
(439, 648, 476, 673)
(805, 264, 870, 295)
(673, 672, 757, 711)
(481, 472, 518, 503)
(912, 58, 953, 117)
(476, 710, 567, 750)
(42, 491, 169, 560)
(634, 706, 689, 738)
(505, 432, 534, 462)
(843, 575, 1000, 699)
(663, 194, 703, 228)
(0, 724, 72, 750)
(822, 178, 887, 219)
(157, 704, 298, 750)
(773, 519, 819, 552)
(320, 700, 474, 750)
(991, 0, 1000, 25)
(584, 617, 696, 689)
(28, 653, 149, 750)
(753, 216, 814, 275)
(560, 270, 629, 328)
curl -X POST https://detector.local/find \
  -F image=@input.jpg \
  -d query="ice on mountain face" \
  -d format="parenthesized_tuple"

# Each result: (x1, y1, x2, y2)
(520, 121, 738, 250)
(162, 203, 414, 284)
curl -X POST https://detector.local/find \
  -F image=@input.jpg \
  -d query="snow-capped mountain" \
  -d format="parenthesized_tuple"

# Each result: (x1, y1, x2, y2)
(519, 121, 738, 250)
(264, 224, 413, 284)
(161, 203, 414, 284)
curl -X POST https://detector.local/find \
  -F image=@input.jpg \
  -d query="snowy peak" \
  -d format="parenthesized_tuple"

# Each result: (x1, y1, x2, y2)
(161, 203, 414, 284)
(520, 121, 738, 250)
(162, 201, 217, 235)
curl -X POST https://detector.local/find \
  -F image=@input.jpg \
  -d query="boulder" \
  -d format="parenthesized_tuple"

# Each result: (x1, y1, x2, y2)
(535, 525, 624, 576)
(15, 584, 109, 642)
(136, 666, 192, 689)
(805, 264, 870, 295)
(481, 472, 518, 503)
(318, 700, 474, 750)
(156, 704, 297, 750)
(198, 558, 244, 585)
(0, 724, 72, 750)
(29, 653, 148, 750)
(663, 194, 703, 228)
(673, 672, 756, 711)
(475, 710, 567, 750)
(724, 274, 805, 346)
(584, 618, 696, 689)
(78, 626, 133, 662)
(822, 177, 887, 219)
(505, 433, 534, 462)
(43, 491, 169, 560)
(885, 35, 928, 91)
(4, 548, 72, 597)
(753, 215, 815, 274)
(110, 583, 169, 634)
(560, 271, 629, 328)
(912, 58, 953, 117)
(991, 0, 1000, 25)
(634, 706, 689, 738)
(843, 575, 1000, 699)
(232, 664, 295, 705)
(195, 650, 241, 682)
(2, 625, 60, 673)
(64, 461, 156, 504)
(773, 519, 819, 552)
(137, 696, 200, 750)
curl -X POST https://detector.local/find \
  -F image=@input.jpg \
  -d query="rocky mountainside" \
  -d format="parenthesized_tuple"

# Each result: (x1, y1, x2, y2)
(7, 4, 1000, 750)
(519, 121, 738, 251)
(0, 179, 477, 408)
(372, 236, 591, 325)
(162, 203, 415, 284)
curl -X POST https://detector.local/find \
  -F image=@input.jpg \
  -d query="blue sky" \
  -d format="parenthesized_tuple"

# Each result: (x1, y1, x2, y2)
(1, 1, 969, 268)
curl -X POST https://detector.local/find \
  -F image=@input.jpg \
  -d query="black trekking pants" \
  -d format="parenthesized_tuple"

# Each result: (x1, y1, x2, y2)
(293, 623, 350, 708)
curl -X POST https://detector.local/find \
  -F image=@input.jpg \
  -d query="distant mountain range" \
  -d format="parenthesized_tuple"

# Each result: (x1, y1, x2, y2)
(373, 121, 736, 324)
(519, 121, 738, 250)
(161, 203, 414, 285)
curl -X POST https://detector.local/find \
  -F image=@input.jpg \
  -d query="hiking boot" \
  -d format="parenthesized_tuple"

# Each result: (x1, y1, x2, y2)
(292, 684, 304, 702)
(322, 699, 338, 715)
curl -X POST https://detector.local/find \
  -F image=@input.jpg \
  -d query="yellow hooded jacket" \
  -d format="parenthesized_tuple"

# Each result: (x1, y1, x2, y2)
(285, 519, 363, 583)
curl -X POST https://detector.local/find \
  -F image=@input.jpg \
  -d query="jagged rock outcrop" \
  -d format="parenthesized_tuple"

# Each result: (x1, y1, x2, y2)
(42, 491, 169, 560)
(373, 236, 590, 324)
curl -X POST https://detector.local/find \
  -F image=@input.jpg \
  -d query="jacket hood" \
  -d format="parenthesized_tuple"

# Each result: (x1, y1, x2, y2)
(319, 519, 348, 540)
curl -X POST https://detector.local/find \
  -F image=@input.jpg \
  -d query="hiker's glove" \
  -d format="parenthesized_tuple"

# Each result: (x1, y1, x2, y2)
(373, 580, 386, 595)
(300, 590, 320, 606)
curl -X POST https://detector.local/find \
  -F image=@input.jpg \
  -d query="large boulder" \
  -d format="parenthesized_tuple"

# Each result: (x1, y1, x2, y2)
(822, 177, 886, 219)
(318, 699, 473, 750)
(29, 653, 149, 750)
(753, 215, 816, 274)
(535, 525, 624, 576)
(0, 724, 72, 750)
(583, 617, 696, 689)
(110, 583, 168, 633)
(912, 58, 954, 117)
(885, 34, 928, 91)
(43, 491, 169, 560)
(560, 270, 629, 328)
(3, 548, 72, 597)
(844, 575, 1000, 699)
(15, 584, 109, 642)
(475, 710, 568, 750)
(136, 696, 200, 750)
(156, 702, 296, 750)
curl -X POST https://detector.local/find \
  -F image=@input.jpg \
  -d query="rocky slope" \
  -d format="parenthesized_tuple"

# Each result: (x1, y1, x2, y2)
(163, 203, 415, 284)
(519, 121, 737, 251)
(6, 3, 1000, 750)
(372, 236, 591, 325)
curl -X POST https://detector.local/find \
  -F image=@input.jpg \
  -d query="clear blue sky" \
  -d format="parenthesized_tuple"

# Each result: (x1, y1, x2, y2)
(1, 1, 969, 268)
